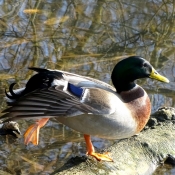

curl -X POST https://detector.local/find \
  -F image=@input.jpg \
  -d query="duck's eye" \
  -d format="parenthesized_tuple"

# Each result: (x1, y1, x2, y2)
(143, 63, 147, 68)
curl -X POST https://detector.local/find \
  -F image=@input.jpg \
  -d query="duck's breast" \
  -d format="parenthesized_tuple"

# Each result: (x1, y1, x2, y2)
(120, 85, 151, 133)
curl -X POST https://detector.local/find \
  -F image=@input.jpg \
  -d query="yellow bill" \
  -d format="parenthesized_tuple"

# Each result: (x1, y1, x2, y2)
(149, 68, 169, 83)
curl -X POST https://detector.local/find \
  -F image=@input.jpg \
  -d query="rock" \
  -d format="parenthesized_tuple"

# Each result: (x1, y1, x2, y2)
(151, 106, 175, 121)
(0, 120, 21, 137)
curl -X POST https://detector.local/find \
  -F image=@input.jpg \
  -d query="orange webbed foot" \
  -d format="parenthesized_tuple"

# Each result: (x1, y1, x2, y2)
(84, 134, 113, 162)
(87, 151, 113, 162)
(24, 118, 49, 145)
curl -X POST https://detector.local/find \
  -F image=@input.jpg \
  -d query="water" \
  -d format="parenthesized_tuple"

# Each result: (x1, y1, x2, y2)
(0, 0, 175, 174)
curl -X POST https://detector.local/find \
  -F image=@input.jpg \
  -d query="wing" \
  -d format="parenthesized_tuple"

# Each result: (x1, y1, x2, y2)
(1, 85, 117, 122)
(2, 67, 118, 122)
(5, 67, 115, 101)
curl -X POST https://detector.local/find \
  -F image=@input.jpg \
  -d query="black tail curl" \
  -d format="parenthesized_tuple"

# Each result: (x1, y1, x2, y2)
(5, 67, 64, 101)
(5, 83, 21, 99)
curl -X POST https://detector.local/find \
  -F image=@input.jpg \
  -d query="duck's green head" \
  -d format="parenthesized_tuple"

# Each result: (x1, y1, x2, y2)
(111, 56, 169, 92)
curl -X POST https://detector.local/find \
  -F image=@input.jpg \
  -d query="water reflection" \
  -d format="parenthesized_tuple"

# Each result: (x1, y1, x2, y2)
(0, 0, 175, 174)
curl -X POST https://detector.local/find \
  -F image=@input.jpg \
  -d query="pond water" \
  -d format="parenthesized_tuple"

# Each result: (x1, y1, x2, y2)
(0, 0, 175, 174)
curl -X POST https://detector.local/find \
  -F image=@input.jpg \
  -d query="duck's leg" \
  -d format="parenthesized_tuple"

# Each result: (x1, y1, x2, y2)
(24, 118, 49, 145)
(84, 134, 113, 162)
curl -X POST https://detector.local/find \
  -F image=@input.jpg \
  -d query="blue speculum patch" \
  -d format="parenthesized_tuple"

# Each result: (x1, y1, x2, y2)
(68, 83, 83, 97)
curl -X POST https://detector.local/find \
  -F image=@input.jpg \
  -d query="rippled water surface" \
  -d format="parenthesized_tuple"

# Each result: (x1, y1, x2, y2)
(0, 0, 175, 174)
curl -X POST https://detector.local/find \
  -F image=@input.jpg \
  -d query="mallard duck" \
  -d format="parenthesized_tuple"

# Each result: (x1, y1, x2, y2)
(1, 56, 169, 161)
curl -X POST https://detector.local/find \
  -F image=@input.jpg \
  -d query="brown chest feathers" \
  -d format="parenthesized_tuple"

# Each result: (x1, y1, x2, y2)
(120, 85, 151, 133)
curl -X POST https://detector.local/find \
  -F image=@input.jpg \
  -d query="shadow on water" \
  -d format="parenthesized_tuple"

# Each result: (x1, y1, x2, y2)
(0, 0, 175, 174)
